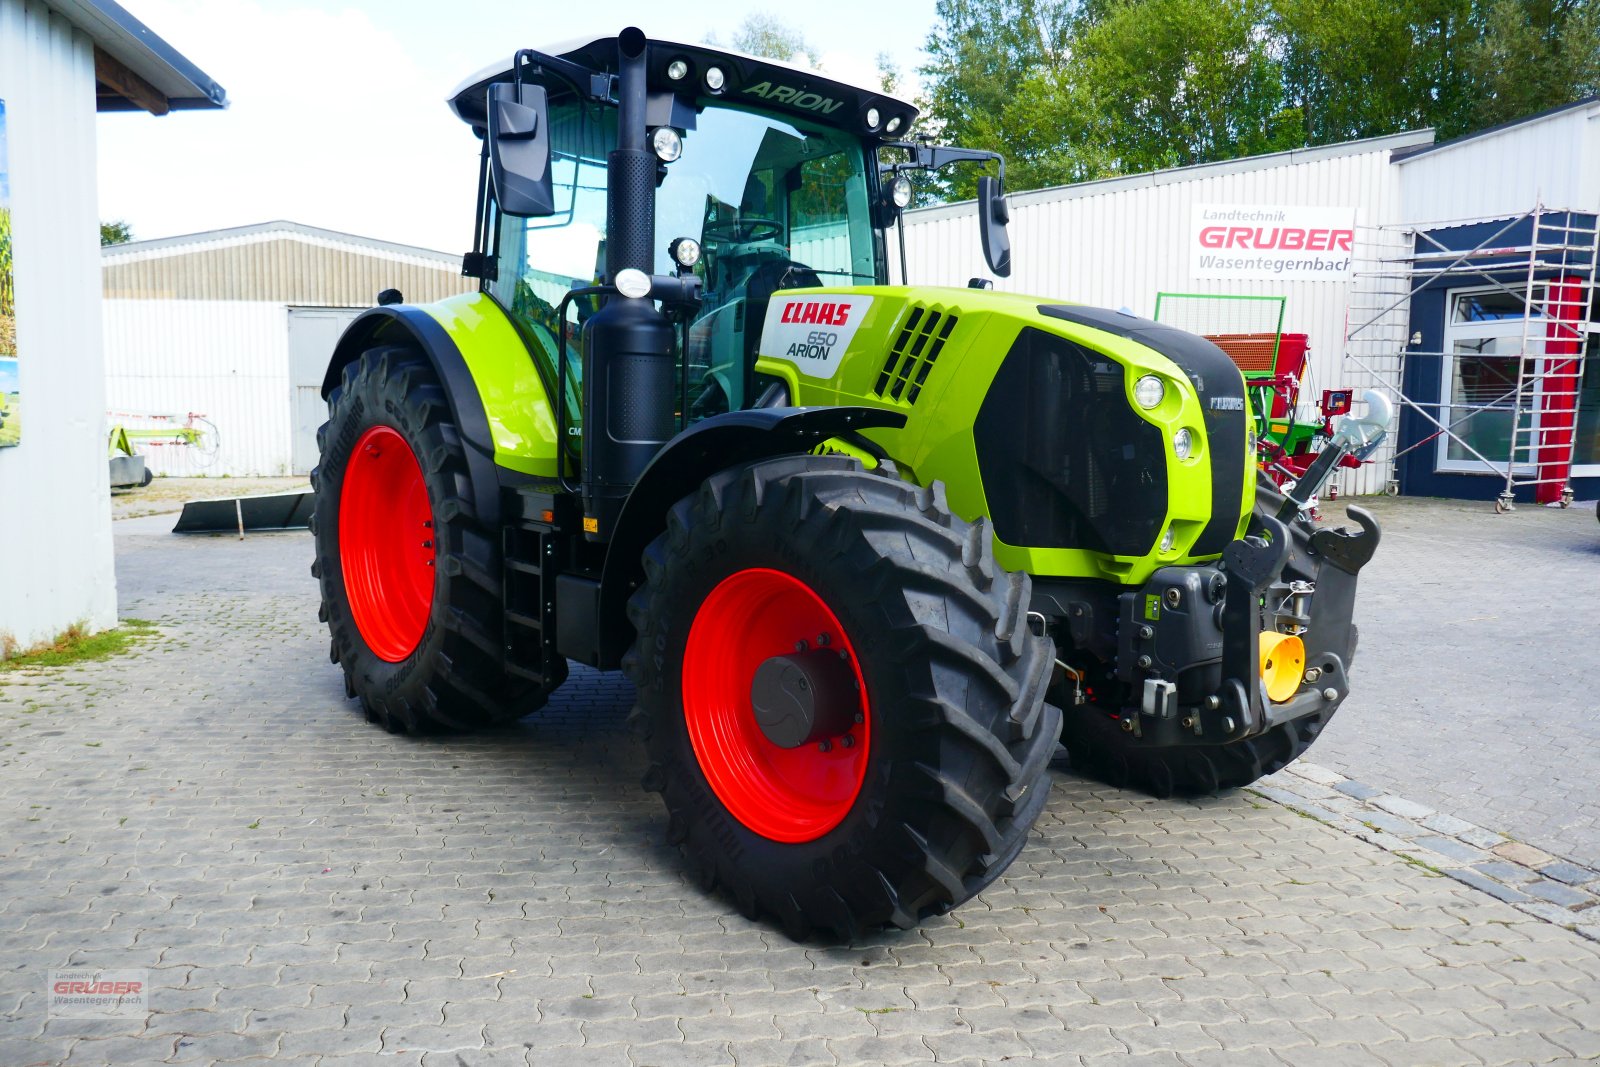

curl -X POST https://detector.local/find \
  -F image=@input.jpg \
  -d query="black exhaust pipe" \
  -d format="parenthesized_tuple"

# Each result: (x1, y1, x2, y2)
(580, 26, 675, 541)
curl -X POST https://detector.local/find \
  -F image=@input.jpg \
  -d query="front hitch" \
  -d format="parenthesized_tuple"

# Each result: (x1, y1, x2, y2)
(1218, 501, 1381, 738)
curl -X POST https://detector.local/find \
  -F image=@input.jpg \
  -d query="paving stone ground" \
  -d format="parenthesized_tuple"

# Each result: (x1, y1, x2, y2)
(0, 506, 1597, 1066)
(1309, 495, 1600, 868)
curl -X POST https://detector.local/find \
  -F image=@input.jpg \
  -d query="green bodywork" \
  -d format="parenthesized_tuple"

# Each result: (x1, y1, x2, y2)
(419, 284, 1253, 587)
(421, 292, 561, 479)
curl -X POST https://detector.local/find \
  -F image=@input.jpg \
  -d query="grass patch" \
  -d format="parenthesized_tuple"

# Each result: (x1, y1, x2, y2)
(0, 619, 158, 671)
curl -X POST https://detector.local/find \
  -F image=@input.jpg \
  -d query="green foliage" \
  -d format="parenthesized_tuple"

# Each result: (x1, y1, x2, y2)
(0, 206, 13, 320)
(730, 14, 815, 64)
(0, 619, 158, 670)
(918, 0, 1600, 197)
(100, 219, 133, 246)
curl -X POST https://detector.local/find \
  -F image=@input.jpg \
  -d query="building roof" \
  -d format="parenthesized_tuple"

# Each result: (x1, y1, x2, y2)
(906, 128, 1435, 224)
(101, 220, 461, 268)
(45, 0, 226, 113)
(1391, 95, 1600, 163)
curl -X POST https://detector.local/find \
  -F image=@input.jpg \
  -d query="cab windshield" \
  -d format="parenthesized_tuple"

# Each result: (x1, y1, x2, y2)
(490, 98, 881, 428)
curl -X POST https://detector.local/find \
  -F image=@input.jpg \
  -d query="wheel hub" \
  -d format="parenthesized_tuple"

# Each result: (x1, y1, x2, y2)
(750, 649, 860, 749)
(681, 567, 872, 843)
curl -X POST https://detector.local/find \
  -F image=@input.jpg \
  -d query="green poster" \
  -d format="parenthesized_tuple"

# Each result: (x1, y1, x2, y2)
(0, 98, 16, 448)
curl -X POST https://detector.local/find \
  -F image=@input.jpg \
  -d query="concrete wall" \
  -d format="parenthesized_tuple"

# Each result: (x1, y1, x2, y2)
(0, 0, 117, 649)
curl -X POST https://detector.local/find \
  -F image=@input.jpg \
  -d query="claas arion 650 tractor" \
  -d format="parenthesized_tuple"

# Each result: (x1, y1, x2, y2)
(310, 28, 1386, 938)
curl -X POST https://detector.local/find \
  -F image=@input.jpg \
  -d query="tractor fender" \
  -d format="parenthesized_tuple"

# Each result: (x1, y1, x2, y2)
(322, 305, 503, 526)
(591, 405, 908, 668)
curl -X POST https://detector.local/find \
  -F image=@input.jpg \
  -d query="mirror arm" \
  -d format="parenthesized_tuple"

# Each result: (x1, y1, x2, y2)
(512, 48, 614, 104)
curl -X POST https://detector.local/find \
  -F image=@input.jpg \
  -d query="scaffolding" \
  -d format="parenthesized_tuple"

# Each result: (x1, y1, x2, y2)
(1340, 203, 1599, 510)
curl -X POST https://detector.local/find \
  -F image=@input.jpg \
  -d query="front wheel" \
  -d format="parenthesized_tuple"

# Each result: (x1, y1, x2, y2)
(625, 455, 1060, 940)
(310, 345, 564, 733)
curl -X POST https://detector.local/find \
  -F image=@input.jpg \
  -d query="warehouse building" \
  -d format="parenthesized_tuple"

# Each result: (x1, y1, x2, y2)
(101, 221, 473, 477)
(898, 100, 1600, 504)
(0, 0, 223, 650)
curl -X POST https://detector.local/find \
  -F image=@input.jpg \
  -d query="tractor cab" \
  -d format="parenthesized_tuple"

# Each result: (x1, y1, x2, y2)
(449, 34, 1001, 423)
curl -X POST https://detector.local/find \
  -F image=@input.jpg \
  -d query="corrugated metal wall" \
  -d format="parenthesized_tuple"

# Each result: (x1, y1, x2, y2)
(1397, 107, 1600, 224)
(103, 233, 471, 303)
(0, 0, 120, 645)
(104, 300, 294, 477)
(892, 141, 1412, 495)
(101, 231, 474, 477)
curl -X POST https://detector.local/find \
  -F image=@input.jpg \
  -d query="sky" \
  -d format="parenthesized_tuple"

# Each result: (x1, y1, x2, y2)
(97, 1, 939, 255)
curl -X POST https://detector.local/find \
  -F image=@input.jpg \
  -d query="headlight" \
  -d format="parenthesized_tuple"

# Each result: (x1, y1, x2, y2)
(614, 268, 651, 299)
(1134, 375, 1165, 409)
(865, 107, 881, 130)
(666, 59, 689, 81)
(669, 236, 701, 269)
(885, 115, 902, 134)
(651, 126, 682, 163)
(890, 176, 913, 209)
(1160, 528, 1175, 553)
(705, 66, 726, 92)
(1172, 427, 1194, 460)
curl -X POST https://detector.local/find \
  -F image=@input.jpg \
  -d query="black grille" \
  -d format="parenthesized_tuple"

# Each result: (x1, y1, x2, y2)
(874, 305, 958, 404)
(1038, 305, 1249, 556)
(975, 328, 1168, 555)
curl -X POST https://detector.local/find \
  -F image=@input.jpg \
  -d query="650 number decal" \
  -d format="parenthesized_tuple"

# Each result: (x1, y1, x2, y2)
(758, 296, 875, 380)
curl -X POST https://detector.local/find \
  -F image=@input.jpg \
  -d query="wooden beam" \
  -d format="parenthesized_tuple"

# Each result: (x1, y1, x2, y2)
(94, 46, 169, 116)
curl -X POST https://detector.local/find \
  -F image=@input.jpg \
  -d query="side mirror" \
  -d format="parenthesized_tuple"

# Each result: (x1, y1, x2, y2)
(977, 175, 1011, 278)
(487, 80, 555, 218)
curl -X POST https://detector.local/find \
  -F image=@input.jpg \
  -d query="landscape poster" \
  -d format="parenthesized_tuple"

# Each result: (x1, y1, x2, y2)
(0, 98, 16, 448)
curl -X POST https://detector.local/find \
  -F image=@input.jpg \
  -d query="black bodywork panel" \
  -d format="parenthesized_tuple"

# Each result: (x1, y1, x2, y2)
(975, 327, 1168, 556)
(1038, 305, 1249, 556)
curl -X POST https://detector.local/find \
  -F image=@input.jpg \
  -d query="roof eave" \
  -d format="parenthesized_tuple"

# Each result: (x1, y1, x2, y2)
(45, 0, 227, 113)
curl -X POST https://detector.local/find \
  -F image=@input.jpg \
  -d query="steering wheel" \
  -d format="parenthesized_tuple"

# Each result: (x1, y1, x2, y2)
(703, 217, 784, 244)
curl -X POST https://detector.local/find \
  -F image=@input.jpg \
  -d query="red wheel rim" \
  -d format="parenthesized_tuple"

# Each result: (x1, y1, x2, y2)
(339, 425, 436, 662)
(682, 568, 871, 843)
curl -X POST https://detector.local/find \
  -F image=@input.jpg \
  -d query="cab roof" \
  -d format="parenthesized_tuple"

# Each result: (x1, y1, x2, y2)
(448, 32, 918, 139)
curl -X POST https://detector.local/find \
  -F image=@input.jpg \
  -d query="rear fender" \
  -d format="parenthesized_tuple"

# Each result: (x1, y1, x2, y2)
(584, 406, 908, 668)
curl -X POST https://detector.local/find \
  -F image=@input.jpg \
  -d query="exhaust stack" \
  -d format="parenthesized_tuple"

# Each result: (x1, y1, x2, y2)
(580, 27, 676, 541)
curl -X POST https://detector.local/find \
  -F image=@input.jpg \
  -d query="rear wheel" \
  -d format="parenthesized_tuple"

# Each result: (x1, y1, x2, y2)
(625, 455, 1060, 939)
(310, 345, 564, 732)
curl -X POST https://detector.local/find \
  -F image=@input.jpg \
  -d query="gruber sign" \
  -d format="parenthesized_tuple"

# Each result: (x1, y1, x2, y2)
(1190, 204, 1356, 282)
(759, 294, 874, 380)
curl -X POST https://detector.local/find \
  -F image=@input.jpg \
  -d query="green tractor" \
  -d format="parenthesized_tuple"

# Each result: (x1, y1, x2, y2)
(310, 29, 1385, 937)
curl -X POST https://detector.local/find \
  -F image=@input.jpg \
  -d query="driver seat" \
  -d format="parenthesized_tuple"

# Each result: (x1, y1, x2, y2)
(740, 258, 823, 364)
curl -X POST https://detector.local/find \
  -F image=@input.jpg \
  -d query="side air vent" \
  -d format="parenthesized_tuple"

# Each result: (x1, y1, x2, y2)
(873, 305, 959, 404)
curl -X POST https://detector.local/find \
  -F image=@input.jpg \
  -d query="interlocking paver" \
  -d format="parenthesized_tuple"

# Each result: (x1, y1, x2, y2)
(1307, 498, 1600, 869)
(0, 510, 1595, 1067)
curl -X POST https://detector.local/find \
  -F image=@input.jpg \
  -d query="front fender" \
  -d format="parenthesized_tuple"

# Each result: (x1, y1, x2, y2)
(322, 304, 503, 525)
(589, 406, 907, 668)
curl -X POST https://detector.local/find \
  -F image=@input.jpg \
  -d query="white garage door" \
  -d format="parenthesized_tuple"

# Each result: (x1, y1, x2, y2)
(287, 306, 365, 475)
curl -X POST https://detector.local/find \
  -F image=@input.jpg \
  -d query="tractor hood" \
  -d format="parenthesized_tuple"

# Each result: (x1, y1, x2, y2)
(447, 33, 919, 139)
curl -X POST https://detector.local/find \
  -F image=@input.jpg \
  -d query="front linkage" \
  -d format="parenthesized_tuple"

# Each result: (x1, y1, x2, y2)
(1049, 392, 1390, 794)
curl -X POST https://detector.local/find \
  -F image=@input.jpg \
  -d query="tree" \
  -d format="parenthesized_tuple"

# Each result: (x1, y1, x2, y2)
(918, 0, 1600, 201)
(100, 220, 133, 246)
(731, 14, 816, 65)
(917, 0, 1090, 197)
(1464, 0, 1600, 132)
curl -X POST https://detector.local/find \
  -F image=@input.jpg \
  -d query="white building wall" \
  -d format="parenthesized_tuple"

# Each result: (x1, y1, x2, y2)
(0, 0, 117, 647)
(103, 300, 293, 477)
(1396, 105, 1600, 223)
(893, 136, 1420, 495)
